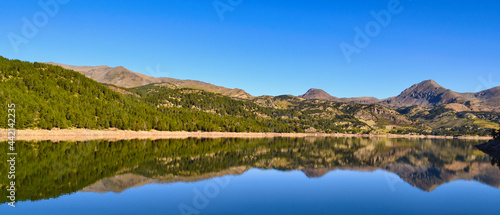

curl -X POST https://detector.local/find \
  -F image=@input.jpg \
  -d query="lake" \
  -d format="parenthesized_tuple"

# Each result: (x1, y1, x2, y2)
(1, 137, 499, 215)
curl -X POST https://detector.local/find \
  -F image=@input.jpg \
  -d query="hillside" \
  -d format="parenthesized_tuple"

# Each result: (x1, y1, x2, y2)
(132, 84, 414, 133)
(0, 57, 163, 130)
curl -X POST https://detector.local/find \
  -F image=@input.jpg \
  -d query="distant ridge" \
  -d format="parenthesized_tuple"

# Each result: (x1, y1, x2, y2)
(297, 80, 499, 111)
(46, 63, 253, 99)
(47, 62, 499, 110)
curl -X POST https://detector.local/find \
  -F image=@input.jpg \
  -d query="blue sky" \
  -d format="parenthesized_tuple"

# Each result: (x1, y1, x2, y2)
(1, 0, 499, 98)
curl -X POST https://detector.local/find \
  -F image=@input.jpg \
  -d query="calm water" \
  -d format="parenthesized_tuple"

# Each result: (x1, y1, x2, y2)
(1, 137, 499, 215)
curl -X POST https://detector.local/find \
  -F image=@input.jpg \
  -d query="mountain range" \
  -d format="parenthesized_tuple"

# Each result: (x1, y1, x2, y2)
(49, 63, 500, 112)
(300, 80, 500, 112)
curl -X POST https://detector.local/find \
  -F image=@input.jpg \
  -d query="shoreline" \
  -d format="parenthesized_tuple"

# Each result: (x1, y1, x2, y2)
(0, 129, 492, 142)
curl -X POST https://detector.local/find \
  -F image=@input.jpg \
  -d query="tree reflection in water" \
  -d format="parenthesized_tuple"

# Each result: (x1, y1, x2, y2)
(491, 158, 500, 169)
(1, 137, 499, 204)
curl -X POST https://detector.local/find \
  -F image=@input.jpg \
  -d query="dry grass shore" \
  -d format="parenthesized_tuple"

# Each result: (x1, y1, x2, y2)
(0, 128, 492, 142)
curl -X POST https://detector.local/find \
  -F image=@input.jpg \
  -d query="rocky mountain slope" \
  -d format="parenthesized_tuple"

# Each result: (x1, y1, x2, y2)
(381, 80, 500, 111)
(382, 80, 461, 107)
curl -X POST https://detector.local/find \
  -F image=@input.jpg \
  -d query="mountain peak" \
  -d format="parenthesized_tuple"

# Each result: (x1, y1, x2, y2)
(383, 80, 460, 108)
(299, 88, 338, 101)
(405, 79, 447, 94)
(418, 79, 441, 87)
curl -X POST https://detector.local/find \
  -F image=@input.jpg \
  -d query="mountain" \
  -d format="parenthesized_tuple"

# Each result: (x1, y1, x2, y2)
(298, 88, 381, 105)
(382, 80, 463, 107)
(299, 88, 338, 101)
(45, 63, 156, 88)
(46, 63, 253, 99)
(382, 80, 500, 111)
(49, 62, 500, 111)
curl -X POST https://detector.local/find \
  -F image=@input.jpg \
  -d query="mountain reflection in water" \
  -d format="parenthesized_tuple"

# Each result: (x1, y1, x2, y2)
(1, 137, 499, 204)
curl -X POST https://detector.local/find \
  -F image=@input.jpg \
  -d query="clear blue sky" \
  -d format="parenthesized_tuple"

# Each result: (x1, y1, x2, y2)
(1, 0, 499, 98)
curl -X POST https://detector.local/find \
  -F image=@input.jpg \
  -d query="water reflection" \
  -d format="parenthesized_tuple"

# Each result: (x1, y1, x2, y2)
(0, 137, 498, 204)
(492, 158, 500, 169)
(475, 138, 500, 170)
